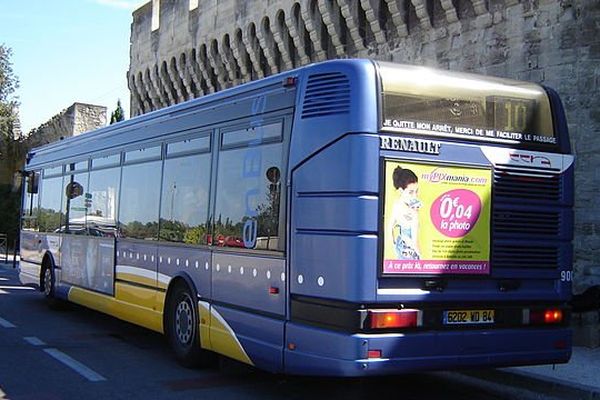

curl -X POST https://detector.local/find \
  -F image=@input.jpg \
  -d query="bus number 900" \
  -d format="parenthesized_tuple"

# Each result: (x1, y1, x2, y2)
(560, 271, 572, 282)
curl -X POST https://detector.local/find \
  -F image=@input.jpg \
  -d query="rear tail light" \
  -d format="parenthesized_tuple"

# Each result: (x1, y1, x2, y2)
(367, 350, 382, 359)
(523, 308, 564, 325)
(368, 309, 422, 329)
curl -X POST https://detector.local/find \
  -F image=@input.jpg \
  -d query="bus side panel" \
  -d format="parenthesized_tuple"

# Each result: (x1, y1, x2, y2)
(19, 231, 44, 286)
(157, 245, 211, 298)
(290, 60, 378, 170)
(211, 305, 284, 373)
(212, 253, 285, 316)
(60, 235, 114, 295)
(115, 241, 159, 293)
(291, 134, 379, 303)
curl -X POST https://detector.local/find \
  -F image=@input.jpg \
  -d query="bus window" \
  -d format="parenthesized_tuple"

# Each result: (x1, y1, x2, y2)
(167, 135, 210, 156)
(87, 167, 120, 237)
(222, 121, 283, 148)
(119, 160, 162, 240)
(63, 172, 89, 234)
(43, 165, 63, 178)
(67, 160, 89, 172)
(214, 140, 284, 251)
(92, 154, 121, 169)
(22, 171, 40, 231)
(159, 153, 211, 244)
(125, 145, 162, 163)
(39, 176, 64, 233)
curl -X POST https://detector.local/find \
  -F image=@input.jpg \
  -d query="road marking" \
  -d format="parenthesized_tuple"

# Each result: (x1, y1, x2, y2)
(0, 286, 35, 290)
(0, 317, 16, 328)
(23, 336, 46, 346)
(43, 348, 107, 382)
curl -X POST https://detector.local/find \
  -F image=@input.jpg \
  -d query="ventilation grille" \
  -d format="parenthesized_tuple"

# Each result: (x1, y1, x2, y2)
(493, 165, 562, 202)
(493, 210, 560, 236)
(301, 72, 351, 119)
(492, 244, 560, 270)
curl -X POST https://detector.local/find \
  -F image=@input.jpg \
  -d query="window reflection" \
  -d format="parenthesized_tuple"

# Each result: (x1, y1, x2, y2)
(159, 154, 211, 244)
(88, 167, 120, 237)
(119, 161, 161, 240)
(39, 177, 64, 233)
(214, 141, 283, 251)
(64, 173, 89, 234)
(22, 172, 39, 231)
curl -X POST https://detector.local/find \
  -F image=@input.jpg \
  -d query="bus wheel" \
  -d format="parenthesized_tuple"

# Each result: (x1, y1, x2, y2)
(42, 263, 55, 298)
(166, 284, 215, 368)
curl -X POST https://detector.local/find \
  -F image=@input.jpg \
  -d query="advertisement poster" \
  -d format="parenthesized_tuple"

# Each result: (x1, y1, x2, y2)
(383, 161, 491, 275)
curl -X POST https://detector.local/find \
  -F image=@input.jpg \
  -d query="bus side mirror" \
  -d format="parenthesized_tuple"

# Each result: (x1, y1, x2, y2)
(27, 172, 39, 194)
(65, 181, 84, 199)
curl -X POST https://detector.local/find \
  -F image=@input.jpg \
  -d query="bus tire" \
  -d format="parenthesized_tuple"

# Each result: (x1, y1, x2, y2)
(166, 283, 215, 368)
(42, 260, 56, 299)
(41, 259, 59, 308)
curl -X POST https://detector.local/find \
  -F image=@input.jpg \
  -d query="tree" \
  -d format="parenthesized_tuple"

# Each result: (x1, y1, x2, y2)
(110, 99, 125, 124)
(0, 44, 19, 140)
(0, 44, 20, 242)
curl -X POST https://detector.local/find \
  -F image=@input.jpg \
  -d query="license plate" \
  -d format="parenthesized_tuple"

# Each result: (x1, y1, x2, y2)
(443, 309, 495, 325)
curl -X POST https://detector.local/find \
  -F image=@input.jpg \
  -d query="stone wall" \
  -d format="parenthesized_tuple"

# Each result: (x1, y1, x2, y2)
(25, 103, 107, 148)
(128, 0, 600, 292)
(0, 103, 106, 187)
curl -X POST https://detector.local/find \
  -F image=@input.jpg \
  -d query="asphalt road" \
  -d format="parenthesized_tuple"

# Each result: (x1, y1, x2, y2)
(0, 263, 562, 400)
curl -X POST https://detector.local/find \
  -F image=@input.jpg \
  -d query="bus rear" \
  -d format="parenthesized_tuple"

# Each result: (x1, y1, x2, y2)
(285, 60, 572, 376)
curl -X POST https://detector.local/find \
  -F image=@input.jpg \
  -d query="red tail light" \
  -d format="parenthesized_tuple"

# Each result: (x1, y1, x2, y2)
(525, 308, 564, 325)
(367, 350, 382, 359)
(544, 309, 563, 324)
(368, 309, 422, 329)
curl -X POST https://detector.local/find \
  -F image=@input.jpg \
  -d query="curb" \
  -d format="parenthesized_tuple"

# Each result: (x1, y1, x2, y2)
(459, 368, 600, 399)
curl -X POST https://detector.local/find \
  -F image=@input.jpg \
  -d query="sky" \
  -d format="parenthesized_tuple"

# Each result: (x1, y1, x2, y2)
(0, 0, 147, 133)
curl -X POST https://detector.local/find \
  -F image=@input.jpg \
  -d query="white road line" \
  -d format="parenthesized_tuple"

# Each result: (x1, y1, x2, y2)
(43, 348, 107, 382)
(0, 317, 16, 328)
(23, 336, 46, 346)
(0, 286, 35, 290)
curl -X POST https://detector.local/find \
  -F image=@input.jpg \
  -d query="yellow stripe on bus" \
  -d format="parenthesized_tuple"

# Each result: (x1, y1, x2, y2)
(198, 301, 212, 350)
(115, 272, 157, 288)
(204, 304, 253, 366)
(68, 287, 252, 365)
(68, 286, 164, 334)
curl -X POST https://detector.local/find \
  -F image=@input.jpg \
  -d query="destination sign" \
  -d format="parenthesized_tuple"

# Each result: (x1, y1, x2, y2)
(378, 64, 558, 146)
(382, 118, 557, 145)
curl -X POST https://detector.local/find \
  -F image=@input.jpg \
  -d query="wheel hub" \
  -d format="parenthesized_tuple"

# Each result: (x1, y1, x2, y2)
(44, 268, 52, 296)
(175, 298, 193, 345)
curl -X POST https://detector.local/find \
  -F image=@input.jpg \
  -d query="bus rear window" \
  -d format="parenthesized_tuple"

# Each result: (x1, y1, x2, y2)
(378, 62, 556, 146)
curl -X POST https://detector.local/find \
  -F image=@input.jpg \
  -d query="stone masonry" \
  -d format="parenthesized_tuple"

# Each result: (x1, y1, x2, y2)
(26, 102, 107, 145)
(128, 0, 600, 294)
(0, 103, 107, 187)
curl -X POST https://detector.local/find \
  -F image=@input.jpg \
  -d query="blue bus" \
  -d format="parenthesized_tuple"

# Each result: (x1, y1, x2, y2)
(20, 59, 573, 376)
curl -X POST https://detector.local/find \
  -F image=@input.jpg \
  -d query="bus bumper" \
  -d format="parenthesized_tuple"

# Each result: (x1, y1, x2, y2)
(283, 322, 571, 376)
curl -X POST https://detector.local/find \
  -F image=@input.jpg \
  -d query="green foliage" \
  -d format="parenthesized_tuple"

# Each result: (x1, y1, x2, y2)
(38, 208, 63, 233)
(110, 99, 125, 124)
(0, 45, 21, 243)
(122, 220, 159, 240)
(0, 44, 19, 140)
(0, 184, 20, 240)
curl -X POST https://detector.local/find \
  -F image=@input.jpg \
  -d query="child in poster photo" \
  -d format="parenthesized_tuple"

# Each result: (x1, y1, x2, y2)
(389, 166, 421, 260)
